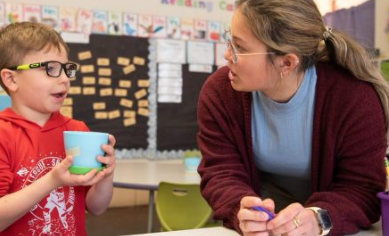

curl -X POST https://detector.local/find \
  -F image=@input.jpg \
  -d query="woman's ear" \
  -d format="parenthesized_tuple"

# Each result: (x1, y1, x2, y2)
(278, 53, 300, 73)
(1, 69, 18, 92)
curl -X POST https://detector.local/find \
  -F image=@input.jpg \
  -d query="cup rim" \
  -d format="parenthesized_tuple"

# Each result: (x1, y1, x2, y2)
(64, 131, 108, 136)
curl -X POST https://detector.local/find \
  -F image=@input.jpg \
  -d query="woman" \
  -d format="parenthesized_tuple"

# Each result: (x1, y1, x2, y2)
(197, 0, 389, 235)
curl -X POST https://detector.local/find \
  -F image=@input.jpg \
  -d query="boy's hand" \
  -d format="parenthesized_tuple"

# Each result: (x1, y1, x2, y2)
(50, 134, 117, 187)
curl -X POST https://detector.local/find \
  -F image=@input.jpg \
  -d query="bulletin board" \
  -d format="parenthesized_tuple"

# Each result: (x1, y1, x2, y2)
(67, 34, 150, 150)
(157, 64, 216, 150)
(66, 34, 216, 156)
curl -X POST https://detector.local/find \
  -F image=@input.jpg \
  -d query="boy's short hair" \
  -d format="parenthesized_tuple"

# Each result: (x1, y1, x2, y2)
(0, 22, 69, 92)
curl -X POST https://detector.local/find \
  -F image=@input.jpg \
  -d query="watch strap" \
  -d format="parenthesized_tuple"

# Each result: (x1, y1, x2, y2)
(306, 207, 331, 236)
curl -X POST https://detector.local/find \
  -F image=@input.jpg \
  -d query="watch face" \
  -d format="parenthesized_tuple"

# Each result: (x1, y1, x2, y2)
(318, 209, 333, 230)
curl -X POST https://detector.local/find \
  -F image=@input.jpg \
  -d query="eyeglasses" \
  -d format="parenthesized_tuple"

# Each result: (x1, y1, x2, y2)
(224, 30, 275, 64)
(7, 61, 78, 78)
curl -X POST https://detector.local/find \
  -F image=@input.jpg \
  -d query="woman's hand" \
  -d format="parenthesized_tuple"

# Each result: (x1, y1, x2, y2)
(238, 196, 275, 236)
(267, 203, 321, 236)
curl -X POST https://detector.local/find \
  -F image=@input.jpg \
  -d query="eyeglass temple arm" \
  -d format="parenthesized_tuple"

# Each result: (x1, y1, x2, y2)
(8, 63, 43, 70)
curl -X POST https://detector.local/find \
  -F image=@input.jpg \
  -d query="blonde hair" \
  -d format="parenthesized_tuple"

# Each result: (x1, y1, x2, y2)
(236, 0, 389, 134)
(0, 22, 69, 93)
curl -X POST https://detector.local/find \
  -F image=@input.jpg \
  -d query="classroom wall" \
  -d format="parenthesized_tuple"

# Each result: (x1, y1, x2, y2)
(375, 0, 389, 58)
(10, 0, 234, 23)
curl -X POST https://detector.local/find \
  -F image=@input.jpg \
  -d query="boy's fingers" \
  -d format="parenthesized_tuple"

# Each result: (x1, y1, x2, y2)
(61, 156, 73, 169)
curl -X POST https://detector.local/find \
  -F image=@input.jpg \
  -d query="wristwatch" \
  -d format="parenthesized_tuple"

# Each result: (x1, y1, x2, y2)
(306, 207, 333, 236)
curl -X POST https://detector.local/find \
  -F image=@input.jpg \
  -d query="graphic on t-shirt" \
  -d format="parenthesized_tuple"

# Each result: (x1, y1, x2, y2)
(15, 155, 76, 236)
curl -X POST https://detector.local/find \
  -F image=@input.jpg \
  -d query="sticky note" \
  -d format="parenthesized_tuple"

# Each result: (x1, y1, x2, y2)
(123, 110, 136, 118)
(80, 65, 95, 73)
(138, 80, 150, 88)
(138, 108, 149, 117)
(123, 64, 136, 74)
(100, 88, 113, 96)
(115, 89, 128, 97)
(135, 89, 147, 99)
(95, 112, 108, 119)
(123, 118, 136, 126)
(78, 51, 92, 60)
(83, 87, 96, 95)
(133, 56, 146, 66)
(119, 80, 132, 88)
(93, 102, 106, 110)
(138, 100, 149, 107)
(120, 98, 133, 108)
(98, 68, 112, 76)
(83, 76, 96, 85)
(63, 98, 73, 106)
(97, 58, 110, 66)
(109, 110, 121, 119)
(98, 77, 112, 86)
(117, 57, 130, 66)
(68, 87, 82, 95)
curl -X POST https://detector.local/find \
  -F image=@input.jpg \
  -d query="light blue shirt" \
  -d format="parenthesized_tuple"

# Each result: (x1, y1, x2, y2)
(251, 66, 317, 210)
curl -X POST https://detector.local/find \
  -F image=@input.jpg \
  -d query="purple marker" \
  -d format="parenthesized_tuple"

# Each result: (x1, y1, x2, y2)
(252, 206, 275, 220)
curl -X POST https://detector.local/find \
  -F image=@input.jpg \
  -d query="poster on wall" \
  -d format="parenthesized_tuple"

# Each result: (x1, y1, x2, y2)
(23, 4, 41, 23)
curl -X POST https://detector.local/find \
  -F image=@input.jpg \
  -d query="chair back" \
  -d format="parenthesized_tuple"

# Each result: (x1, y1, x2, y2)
(156, 181, 212, 231)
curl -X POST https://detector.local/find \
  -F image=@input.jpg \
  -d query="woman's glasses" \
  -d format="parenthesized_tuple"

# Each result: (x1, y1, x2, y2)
(7, 61, 78, 78)
(224, 30, 275, 64)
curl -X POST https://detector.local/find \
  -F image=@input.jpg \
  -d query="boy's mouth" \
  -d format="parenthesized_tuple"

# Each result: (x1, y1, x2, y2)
(52, 92, 66, 98)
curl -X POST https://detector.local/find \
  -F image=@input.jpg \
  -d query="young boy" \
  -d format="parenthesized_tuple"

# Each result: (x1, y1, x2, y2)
(0, 22, 116, 235)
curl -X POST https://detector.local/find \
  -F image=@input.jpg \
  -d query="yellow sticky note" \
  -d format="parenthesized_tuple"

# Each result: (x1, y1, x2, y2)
(138, 100, 149, 107)
(120, 98, 133, 108)
(63, 98, 73, 106)
(98, 77, 112, 86)
(115, 89, 128, 97)
(83, 76, 96, 85)
(83, 87, 96, 95)
(137, 80, 150, 88)
(135, 89, 147, 99)
(100, 88, 113, 96)
(60, 106, 73, 118)
(138, 108, 149, 117)
(80, 65, 95, 73)
(119, 80, 132, 88)
(78, 51, 92, 60)
(123, 110, 136, 118)
(123, 64, 136, 74)
(97, 58, 110, 66)
(98, 68, 112, 76)
(123, 118, 136, 126)
(68, 87, 82, 95)
(133, 56, 145, 65)
(117, 57, 130, 66)
(95, 112, 108, 119)
(93, 102, 106, 110)
(109, 109, 121, 119)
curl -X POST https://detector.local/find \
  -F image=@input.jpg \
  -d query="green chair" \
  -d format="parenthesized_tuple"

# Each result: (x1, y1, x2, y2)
(155, 181, 214, 231)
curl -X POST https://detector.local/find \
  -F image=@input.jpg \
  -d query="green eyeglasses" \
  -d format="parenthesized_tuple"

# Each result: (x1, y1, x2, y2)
(7, 61, 78, 78)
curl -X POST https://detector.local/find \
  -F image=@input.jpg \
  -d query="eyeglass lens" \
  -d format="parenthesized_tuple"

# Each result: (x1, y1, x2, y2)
(46, 61, 77, 78)
(225, 31, 238, 63)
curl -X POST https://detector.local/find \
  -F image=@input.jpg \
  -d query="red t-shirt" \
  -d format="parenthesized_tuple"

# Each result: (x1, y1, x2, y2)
(0, 109, 90, 236)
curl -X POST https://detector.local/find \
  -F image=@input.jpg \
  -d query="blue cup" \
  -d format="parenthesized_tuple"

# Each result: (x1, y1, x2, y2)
(184, 157, 201, 173)
(64, 131, 109, 175)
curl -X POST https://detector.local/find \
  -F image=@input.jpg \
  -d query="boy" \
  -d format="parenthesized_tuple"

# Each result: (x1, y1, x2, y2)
(0, 22, 116, 235)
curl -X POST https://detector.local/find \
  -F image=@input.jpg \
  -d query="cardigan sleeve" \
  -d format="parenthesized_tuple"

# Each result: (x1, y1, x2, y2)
(197, 67, 259, 232)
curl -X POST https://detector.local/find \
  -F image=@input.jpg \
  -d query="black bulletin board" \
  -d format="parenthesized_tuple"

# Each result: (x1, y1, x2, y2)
(157, 65, 216, 150)
(66, 34, 216, 154)
(67, 34, 149, 149)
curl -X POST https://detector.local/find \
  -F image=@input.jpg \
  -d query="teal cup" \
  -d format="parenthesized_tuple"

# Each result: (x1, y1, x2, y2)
(64, 131, 109, 175)
(184, 157, 201, 173)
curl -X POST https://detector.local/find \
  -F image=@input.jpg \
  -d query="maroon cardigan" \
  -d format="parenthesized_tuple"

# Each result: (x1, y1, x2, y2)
(197, 63, 387, 236)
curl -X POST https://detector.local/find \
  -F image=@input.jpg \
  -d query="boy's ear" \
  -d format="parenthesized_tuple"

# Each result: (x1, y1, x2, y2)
(0, 69, 18, 92)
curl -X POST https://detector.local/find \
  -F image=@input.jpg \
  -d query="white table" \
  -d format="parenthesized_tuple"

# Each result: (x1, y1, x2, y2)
(113, 160, 201, 232)
(122, 221, 383, 236)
